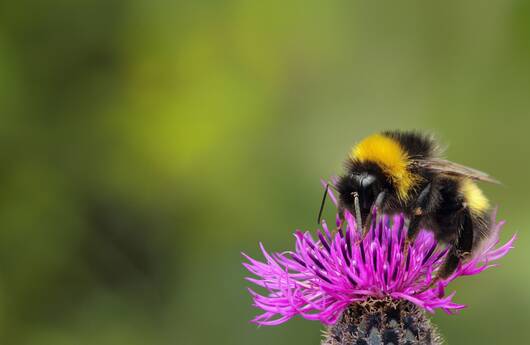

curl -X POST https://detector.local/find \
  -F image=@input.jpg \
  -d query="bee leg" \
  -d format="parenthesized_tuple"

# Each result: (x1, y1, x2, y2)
(404, 183, 432, 258)
(424, 249, 459, 291)
(429, 206, 474, 288)
(456, 204, 474, 259)
(426, 246, 468, 291)
(362, 191, 386, 238)
(352, 191, 363, 234)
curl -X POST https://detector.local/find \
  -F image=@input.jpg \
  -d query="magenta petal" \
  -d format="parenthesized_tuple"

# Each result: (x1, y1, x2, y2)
(243, 190, 515, 326)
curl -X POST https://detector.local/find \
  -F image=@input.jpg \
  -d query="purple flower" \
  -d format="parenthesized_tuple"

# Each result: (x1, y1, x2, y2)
(242, 188, 515, 326)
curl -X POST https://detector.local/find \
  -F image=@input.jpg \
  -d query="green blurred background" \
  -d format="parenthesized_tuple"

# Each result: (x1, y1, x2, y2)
(0, 1, 529, 344)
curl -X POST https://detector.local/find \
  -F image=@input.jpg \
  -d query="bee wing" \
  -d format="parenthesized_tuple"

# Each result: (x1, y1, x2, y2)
(413, 158, 500, 184)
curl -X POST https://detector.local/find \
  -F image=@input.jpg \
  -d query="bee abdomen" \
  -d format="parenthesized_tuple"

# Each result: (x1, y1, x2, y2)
(460, 179, 490, 215)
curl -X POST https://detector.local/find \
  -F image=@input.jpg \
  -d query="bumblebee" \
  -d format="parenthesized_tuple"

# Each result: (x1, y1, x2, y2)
(319, 130, 499, 281)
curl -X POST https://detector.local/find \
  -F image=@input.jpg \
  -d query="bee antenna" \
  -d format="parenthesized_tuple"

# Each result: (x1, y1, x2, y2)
(317, 184, 329, 224)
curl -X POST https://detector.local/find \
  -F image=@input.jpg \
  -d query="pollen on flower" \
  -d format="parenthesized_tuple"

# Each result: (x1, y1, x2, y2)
(242, 188, 515, 327)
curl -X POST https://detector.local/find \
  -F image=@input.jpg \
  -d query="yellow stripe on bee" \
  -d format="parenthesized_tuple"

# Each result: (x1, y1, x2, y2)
(460, 179, 490, 214)
(351, 134, 418, 200)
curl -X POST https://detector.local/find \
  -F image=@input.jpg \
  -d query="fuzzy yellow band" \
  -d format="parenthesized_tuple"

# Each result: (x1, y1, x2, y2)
(351, 134, 418, 200)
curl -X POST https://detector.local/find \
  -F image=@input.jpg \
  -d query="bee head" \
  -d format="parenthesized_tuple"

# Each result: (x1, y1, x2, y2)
(337, 169, 385, 224)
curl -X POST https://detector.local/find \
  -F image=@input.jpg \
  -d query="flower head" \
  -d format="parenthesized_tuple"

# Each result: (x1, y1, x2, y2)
(243, 188, 515, 326)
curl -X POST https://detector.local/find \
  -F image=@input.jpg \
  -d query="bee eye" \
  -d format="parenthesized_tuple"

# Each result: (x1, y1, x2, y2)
(360, 175, 376, 189)
(350, 173, 362, 181)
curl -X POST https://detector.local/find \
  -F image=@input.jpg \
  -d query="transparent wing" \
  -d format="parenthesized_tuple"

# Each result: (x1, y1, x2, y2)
(413, 158, 500, 184)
